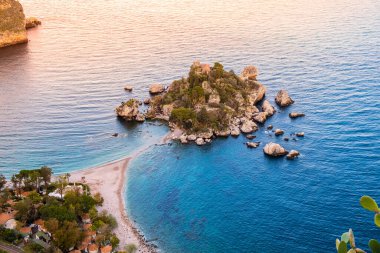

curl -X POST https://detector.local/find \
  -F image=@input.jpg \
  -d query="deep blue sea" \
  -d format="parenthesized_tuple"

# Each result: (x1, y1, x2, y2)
(1, 0, 380, 252)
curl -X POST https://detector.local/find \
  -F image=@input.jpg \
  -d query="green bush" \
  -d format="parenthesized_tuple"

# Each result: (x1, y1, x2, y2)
(170, 107, 196, 128)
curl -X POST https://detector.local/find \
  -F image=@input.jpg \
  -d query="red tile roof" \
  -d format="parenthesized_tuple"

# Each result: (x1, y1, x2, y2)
(0, 213, 14, 225)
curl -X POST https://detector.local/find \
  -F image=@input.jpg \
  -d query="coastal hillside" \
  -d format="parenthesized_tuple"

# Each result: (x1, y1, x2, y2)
(0, 0, 28, 48)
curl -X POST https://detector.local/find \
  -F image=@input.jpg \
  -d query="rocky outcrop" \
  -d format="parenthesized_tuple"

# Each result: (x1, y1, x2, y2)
(275, 90, 294, 107)
(124, 85, 133, 92)
(187, 134, 197, 141)
(241, 66, 259, 80)
(115, 99, 143, 121)
(253, 112, 268, 124)
(208, 91, 221, 105)
(246, 142, 260, 148)
(262, 100, 276, 116)
(0, 0, 28, 48)
(179, 135, 188, 144)
(287, 150, 300, 160)
(240, 120, 258, 133)
(149, 84, 164, 94)
(25, 17, 41, 29)
(296, 132, 304, 137)
(246, 134, 256, 140)
(195, 138, 205, 146)
(263, 143, 288, 157)
(214, 129, 230, 137)
(289, 112, 305, 118)
(274, 129, 284, 136)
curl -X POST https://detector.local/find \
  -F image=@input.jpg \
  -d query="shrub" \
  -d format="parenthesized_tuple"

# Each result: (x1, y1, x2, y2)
(170, 107, 196, 127)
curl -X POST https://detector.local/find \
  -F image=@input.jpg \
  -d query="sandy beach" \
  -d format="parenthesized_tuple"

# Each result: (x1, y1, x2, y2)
(70, 157, 156, 253)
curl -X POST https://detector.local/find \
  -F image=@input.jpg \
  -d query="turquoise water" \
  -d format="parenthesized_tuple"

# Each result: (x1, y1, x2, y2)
(1, 0, 380, 252)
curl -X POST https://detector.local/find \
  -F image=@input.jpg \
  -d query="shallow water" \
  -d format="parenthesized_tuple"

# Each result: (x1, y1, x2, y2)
(1, 0, 380, 252)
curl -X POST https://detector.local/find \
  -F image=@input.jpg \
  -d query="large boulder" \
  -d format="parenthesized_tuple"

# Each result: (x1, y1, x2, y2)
(253, 112, 268, 124)
(197, 129, 213, 139)
(149, 83, 165, 94)
(275, 90, 294, 107)
(240, 120, 258, 133)
(262, 100, 276, 116)
(230, 126, 240, 136)
(241, 66, 259, 80)
(287, 150, 300, 160)
(214, 129, 230, 137)
(246, 142, 260, 148)
(0, 0, 28, 48)
(247, 83, 266, 105)
(195, 138, 205, 146)
(263, 143, 288, 157)
(115, 99, 140, 121)
(274, 129, 284, 136)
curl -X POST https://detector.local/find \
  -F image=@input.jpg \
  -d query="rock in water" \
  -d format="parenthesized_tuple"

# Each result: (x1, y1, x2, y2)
(115, 99, 140, 121)
(25, 17, 41, 29)
(179, 134, 188, 144)
(296, 132, 304, 137)
(289, 112, 305, 118)
(253, 112, 268, 124)
(246, 142, 260, 148)
(274, 129, 284, 136)
(241, 66, 259, 80)
(287, 150, 300, 160)
(263, 143, 288, 157)
(124, 85, 133, 92)
(246, 134, 256, 140)
(0, 0, 28, 48)
(275, 90, 294, 107)
(262, 100, 276, 116)
(149, 83, 164, 94)
(240, 120, 258, 134)
(195, 138, 205, 146)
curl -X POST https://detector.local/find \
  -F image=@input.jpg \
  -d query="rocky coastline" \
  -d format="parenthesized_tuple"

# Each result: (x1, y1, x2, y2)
(0, 0, 41, 48)
(116, 61, 305, 159)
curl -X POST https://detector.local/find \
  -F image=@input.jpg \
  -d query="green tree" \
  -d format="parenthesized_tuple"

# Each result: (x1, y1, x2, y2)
(50, 221, 83, 252)
(0, 174, 6, 190)
(40, 166, 52, 195)
(11, 174, 22, 197)
(213, 62, 224, 79)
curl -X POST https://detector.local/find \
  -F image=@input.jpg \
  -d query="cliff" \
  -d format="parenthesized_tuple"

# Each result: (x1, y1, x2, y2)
(0, 0, 28, 48)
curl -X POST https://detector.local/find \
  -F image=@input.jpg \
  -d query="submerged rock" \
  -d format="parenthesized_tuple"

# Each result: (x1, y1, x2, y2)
(263, 142, 288, 157)
(0, 0, 28, 48)
(275, 90, 294, 107)
(267, 125, 273, 130)
(149, 83, 165, 94)
(25, 17, 41, 29)
(112, 133, 118, 137)
(287, 150, 300, 160)
(289, 112, 305, 118)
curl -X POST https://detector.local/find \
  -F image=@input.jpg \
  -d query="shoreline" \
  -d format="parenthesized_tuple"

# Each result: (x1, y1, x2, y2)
(69, 156, 157, 253)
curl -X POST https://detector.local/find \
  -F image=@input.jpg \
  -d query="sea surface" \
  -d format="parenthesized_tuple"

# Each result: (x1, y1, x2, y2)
(1, 0, 380, 252)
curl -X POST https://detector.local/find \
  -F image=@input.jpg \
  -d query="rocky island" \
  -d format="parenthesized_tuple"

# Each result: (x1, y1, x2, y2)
(0, 0, 41, 48)
(115, 61, 306, 159)
(117, 61, 293, 145)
